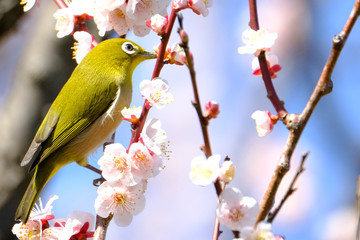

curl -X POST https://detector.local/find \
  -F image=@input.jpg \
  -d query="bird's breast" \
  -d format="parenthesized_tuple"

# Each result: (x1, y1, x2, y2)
(67, 84, 132, 165)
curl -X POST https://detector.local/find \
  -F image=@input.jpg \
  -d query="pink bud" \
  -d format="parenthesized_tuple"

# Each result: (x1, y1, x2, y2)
(146, 14, 168, 36)
(205, 101, 220, 119)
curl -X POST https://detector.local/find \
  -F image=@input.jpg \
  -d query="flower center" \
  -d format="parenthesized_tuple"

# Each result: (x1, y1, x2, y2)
(230, 207, 244, 222)
(114, 156, 128, 172)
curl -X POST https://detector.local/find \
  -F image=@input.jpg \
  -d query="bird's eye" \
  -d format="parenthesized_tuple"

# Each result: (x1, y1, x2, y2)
(122, 42, 136, 55)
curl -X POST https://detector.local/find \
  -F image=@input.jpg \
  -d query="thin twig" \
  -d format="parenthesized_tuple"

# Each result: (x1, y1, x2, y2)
(177, 14, 226, 240)
(267, 152, 308, 223)
(255, 0, 360, 224)
(248, 0, 288, 120)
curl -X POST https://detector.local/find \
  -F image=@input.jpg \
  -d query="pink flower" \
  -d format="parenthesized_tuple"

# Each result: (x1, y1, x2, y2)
(42, 211, 94, 240)
(121, 106, 143, 124)
(252, 55, 282, 79)
(12, 195, 58, 239)
(146, 14, 168, 35)
(205, 101, 220, 119)
(216, 187, 259, 231)
(251, 110, 277, 137)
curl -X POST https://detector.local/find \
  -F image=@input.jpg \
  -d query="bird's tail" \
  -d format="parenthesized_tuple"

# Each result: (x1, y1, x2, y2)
(15, 163, 56, 223)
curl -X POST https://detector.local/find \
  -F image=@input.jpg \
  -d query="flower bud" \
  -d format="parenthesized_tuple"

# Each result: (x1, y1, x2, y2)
(205, 101, 220, 119)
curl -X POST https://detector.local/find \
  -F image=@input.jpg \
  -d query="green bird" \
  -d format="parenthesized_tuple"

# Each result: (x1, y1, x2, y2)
(15, 38, 157, 223)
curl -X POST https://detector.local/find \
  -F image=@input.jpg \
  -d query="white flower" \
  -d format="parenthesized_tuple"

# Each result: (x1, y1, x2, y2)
(238, 29, 278, 56)
(20, 0, 36, 12)
(219, 161, 235, 184)
(72, 31, 96, 64)
(95, 180, 146, 227)
(240, 221, 276, 240)
(94, 0, 170, 37)
(140, 78, 174, 109)
(140, 118, 167, 156)
(189, 0, 213, 17)
(216, 187, 259, 231)
(171, 0, 188, 10)
(12, 195, 58, 240)
(43, 211, 95, 240)
(12, 220, 42, 240)
(251, 110, 274, 137)
(98, 143, 137, 186)
(54, 8, 75, 38)
(121, 106, 143, 124)
(190, 154, 221, 186)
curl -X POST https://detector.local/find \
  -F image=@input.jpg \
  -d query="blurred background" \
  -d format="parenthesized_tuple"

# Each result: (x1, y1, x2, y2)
(0, 0, 359, 239)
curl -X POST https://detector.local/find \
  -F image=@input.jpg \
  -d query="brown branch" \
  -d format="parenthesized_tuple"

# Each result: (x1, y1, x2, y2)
(129, 8, 178, 146)
(267, 152, 308, 223)
(255, 0, 360, 224)
(177, 14, 226, 240)
(248, 0, 288, 119)
(93, 214, 113, 240)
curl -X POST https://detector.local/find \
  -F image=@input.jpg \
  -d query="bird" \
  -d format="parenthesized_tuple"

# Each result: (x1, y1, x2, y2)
(15, 38, 157, 223)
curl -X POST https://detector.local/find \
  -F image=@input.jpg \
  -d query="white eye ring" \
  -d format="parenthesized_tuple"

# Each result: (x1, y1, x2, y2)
(122, 42, 136, 55)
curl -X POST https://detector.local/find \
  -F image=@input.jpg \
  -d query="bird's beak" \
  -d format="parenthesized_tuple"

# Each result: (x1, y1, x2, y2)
(140, 51, 157, 59)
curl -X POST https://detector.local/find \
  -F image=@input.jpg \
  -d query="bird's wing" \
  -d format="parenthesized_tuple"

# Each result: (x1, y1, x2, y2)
(22, 73, 120, 171)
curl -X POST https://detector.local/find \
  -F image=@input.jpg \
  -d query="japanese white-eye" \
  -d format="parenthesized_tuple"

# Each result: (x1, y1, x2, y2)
(15, 38, 157, 223)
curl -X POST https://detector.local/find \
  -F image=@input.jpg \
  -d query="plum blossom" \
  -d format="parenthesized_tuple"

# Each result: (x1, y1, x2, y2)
(252, 54, 282, 79)
(154, 43, 188, 65)
(188, 0, 213, 17)
(172, 0, 213, 17)
(42, 211, 94, 240)
(72, 31, 97, 64)
(53, 0, 95, 38)
(140, 118, 168, 157)
(238, 29, 278, 56)
(146, 14, 168, 35)
(20, 0, 37, 12)
(251, 110, 277, 137)
(121, 106, 143, 124)
(94, 0, 170, 37)
(205, 101, 220, 119)
(98, 143, 137, 186)
(219, 161, 235, 184)
(95, 180, 146, 227)
(128, 142, 163, 180)
(216, 187, 259, 231)
(140, 78, 174, 109)
(240, 221, 276, 240)
(190, 154, 221, 186)
(54, 8, 76, 38)
(12, 195, 58, 240)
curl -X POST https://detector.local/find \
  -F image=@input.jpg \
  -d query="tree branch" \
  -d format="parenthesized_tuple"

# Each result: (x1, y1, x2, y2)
(255, 0, 360, 224)
(267, 152, 308, 223)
